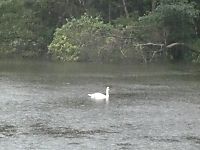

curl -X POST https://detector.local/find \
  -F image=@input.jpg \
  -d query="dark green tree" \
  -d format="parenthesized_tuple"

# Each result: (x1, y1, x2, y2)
(0, 0, 50, 57)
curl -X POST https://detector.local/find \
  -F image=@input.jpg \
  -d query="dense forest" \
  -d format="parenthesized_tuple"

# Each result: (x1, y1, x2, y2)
(1, 0, 200, 63)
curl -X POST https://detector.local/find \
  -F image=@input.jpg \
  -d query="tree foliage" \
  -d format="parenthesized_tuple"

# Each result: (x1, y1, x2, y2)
(139, 0, 198, 43)
(0, 0, 51, 57)
(49, 14, 125, 62)
(0, 0, 200, 63)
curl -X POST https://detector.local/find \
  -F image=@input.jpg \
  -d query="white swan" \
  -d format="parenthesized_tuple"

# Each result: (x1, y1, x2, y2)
(88, 87, 110, 101)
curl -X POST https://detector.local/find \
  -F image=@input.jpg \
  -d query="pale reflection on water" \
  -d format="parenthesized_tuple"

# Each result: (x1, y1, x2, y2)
(0, 60, 200, 150)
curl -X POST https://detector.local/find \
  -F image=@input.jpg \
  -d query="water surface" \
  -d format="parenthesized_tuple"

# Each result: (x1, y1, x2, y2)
(0, 60, 200, 150)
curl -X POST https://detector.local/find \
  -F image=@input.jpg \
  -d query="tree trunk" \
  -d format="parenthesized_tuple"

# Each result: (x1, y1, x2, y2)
(122, 0, 129, 18)
(108, 2, 111, 23)
(151, 0, 156, 11)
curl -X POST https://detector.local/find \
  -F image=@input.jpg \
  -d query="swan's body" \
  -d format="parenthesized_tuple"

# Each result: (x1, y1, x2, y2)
(88, 87, 110, 101)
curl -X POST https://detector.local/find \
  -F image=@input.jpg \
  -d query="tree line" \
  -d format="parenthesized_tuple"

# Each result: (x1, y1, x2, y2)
(0, 0, 200, 63)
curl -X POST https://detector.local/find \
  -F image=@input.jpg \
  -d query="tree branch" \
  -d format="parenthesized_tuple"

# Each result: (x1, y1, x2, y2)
(166, 42, 184, 48)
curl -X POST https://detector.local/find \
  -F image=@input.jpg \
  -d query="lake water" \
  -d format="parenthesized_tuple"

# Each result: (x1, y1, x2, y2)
(0, 59, 200, 150)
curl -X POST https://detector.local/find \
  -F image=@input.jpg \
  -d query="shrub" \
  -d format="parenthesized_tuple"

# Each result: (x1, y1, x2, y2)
(48, 14, 126, 62)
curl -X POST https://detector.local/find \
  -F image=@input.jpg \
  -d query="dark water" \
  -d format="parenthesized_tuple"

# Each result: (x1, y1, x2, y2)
(0, 59, 200, 150)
